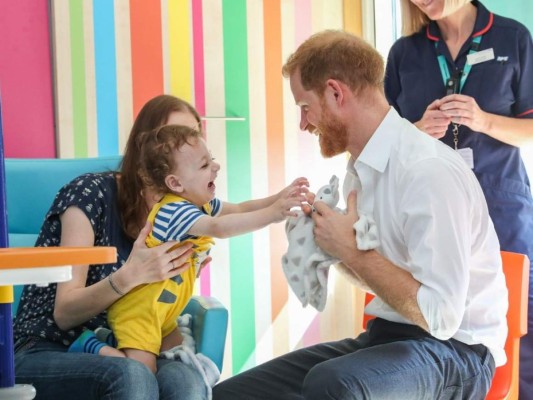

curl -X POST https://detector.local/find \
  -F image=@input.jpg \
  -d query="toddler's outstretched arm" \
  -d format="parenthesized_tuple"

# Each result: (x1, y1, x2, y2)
(189, 178, 309, 238)
(220, 177, 309, 215)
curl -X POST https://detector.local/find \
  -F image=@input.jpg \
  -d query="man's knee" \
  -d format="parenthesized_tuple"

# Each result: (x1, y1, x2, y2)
(303, 362, 363, 400)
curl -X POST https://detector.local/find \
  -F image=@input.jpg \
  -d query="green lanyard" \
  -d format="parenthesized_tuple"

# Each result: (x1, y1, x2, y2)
(435, 35, 482, 149)
(436, 35, 482, 95)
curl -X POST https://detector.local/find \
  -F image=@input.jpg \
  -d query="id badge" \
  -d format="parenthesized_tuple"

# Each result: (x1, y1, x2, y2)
(457, 147, 474, 169)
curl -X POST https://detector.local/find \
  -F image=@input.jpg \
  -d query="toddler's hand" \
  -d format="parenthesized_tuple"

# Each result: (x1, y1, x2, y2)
(278, 177, 309, 200)
(272, 177, 310, 222)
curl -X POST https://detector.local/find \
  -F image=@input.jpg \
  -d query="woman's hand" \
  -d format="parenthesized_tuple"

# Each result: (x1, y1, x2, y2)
(54, 214, 195, 330)
(415, 99, 452, 139)
(438, 94, 489, 133)
(113, 221, 195, 292)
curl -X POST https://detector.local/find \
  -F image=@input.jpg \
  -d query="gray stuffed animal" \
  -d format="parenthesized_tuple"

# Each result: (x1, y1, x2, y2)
(282, 175, 341, 311)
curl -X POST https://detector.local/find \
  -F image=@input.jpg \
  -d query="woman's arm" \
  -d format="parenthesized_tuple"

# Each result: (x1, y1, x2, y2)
(54, 207, 195, 330)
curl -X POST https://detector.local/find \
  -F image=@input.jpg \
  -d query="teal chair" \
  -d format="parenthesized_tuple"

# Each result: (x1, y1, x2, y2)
(5, 156, 228, 371)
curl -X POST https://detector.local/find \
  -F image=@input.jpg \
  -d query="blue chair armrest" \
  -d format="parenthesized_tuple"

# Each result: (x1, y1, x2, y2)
(183, 295, 228, 372)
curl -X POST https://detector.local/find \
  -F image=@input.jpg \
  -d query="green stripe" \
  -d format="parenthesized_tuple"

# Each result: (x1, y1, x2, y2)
(69, 0, 88, 157)
(222, 0, 255, 374)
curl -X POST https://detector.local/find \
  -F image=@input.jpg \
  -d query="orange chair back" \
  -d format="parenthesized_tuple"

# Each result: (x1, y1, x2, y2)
(486, 251, 529, 400)
(362, 251, 530, 400)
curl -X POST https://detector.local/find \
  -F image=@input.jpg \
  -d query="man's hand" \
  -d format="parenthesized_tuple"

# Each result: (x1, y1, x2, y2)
(312, 191, 359, 260)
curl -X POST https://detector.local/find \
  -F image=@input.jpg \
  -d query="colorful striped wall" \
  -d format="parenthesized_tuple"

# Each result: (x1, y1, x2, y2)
(50, 0, 364, 378)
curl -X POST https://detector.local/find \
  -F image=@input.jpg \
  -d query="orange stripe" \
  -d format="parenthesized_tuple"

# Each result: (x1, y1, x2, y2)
(129, 0, 164, 117)
(263, 0, 287, 322)
(343, 0, 362, 36)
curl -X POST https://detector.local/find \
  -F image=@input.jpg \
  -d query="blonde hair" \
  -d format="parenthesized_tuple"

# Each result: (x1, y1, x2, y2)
(401, 0, 473, 36)
(282, 30, 384, 95)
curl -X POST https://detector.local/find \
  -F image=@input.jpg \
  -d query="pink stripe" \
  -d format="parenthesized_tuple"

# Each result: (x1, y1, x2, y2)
(192, 0, 206, 117)
(294, 0, 312, 47)
(0, 1, 55, 157)
(295, 0, 315, 175)
(302, 314, 321, 346)
(200, 262, 211, 296)
(191, 0, 209, 295)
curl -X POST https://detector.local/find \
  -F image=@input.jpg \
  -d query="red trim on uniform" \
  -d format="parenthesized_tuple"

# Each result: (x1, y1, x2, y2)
(473, 13, 494, 37)
(517, 109, 533, 117)
(426, 25, 439, 41)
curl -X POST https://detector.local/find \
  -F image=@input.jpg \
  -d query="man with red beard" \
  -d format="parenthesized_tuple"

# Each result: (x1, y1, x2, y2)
(213, 30, 507, 400)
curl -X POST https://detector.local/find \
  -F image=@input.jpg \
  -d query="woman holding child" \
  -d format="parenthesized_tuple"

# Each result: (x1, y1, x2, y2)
(13, 94, 307, 400)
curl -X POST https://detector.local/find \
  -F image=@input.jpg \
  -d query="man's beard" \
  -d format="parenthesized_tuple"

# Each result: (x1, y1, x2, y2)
(317, 105, 348, 158)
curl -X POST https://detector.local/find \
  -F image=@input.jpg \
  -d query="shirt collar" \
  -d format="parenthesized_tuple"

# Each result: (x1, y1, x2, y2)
(426, 0, 494, 42)
(348, 107, 399, 174)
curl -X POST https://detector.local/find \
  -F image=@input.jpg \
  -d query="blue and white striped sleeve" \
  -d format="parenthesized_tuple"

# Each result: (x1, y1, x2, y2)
(209, 198, 222, 216)
(152, 202, 205, 242)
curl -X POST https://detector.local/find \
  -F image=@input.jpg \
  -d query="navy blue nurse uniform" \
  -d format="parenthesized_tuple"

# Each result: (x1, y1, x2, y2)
(384, 1, 533, 398)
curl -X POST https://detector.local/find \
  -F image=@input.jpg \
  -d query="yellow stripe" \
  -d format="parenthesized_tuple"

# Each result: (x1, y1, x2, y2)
(343, 0, 362, 36)
(168, 0, 192, 102)
(312, 0, 343, 31)
(0, 286, 14, 304)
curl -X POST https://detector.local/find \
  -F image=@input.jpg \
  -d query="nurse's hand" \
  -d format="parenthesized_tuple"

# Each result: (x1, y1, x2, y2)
(415, 99, 452, 139)
(439, 94, 489, 133)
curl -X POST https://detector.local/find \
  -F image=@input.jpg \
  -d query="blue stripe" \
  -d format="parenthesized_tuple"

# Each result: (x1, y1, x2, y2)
(210, 198, 221, 215)
(93, 0, 119, 156)
(153, 200, 211, 241)
(169, 208, 199, 229)
(152, 227, 167, 241)
(156, 213, 171, 224)
(167, 218, 197, 239)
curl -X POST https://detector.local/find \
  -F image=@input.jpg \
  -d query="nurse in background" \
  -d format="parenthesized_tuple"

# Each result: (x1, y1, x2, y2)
(384, 0, 533, 397)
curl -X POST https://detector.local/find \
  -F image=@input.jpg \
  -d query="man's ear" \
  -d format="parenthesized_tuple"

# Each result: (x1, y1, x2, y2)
(325, 79, 344, 106)
(165, 174, 183, 193)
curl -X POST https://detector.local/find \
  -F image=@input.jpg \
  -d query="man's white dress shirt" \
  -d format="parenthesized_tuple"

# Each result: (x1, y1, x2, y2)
(344, 108, 508, 366)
